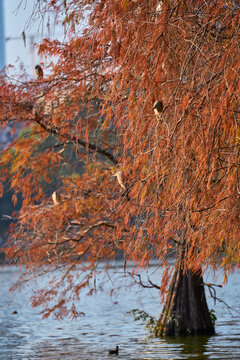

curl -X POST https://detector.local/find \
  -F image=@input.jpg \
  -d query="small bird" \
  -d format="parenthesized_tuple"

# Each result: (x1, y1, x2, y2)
(112, 169, 130, 201)
(153, 100, 163, 120)
(113, 170, 127, 191)
(81, 189, 92, 199)
(35, 65, 43, 80)
(108, 346, 119, 355)
(52, 191, 61, 205)
(156, 1, 163, 14)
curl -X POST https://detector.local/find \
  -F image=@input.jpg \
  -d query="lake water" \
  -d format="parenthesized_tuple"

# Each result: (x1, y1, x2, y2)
(0, 263, 240, 359)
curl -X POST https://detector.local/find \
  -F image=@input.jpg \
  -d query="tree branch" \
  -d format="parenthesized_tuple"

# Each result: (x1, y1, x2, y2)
(203, 282, 238, 315)
(127, 272, 161, 290)
(48, 220, 116, 246)
(34, 115, 117, 165)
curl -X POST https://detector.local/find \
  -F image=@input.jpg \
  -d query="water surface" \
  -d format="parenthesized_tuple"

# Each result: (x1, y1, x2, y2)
(0, 264, 239, 359)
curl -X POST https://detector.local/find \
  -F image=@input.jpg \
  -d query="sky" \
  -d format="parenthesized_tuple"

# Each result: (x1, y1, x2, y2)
(4, 0, 62, 79)
(5, 0, 40, 77)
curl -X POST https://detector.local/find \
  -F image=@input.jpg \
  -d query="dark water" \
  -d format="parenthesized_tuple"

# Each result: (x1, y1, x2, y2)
(0, 264, 240, 359)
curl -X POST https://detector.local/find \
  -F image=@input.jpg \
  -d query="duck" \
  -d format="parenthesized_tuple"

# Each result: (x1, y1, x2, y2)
(108, 345, 119, 355)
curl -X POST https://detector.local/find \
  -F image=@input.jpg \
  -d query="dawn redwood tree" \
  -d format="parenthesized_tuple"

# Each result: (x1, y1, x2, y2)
(1, 0, 240, 336)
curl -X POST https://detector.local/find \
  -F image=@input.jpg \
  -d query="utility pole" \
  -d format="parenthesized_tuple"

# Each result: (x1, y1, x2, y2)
(0, 0, 5, 70)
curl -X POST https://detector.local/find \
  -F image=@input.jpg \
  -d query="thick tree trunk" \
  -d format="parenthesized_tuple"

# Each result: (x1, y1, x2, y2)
(156, 246, 215, 337)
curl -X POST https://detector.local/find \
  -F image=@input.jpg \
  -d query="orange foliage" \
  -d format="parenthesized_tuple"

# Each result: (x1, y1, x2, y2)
(1, 0, 240, 317)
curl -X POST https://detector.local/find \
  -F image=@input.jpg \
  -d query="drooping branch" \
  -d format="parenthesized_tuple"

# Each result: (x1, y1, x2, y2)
(34, 114, 118, 165)
(48, 220, 116, 246)
(1, 96, 118, 165)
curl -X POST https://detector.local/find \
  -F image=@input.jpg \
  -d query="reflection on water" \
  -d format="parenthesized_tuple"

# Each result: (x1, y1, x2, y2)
(0, 264, 240, 359)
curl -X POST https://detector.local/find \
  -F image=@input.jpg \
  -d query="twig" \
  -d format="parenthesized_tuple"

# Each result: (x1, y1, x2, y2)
(127, 272, 161, 290)
(203, 282, 237, 315)
(48, 220, 116, 245)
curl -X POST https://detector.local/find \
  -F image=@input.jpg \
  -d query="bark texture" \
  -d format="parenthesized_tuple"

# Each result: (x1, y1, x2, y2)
(156, 247, 215, 337)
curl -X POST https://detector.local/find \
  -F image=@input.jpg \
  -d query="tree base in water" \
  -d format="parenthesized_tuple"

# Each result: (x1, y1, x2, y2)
(155, 248, 215, 337)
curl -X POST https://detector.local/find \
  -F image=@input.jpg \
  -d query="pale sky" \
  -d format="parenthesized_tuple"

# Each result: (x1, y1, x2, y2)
(4, 0, 62, 78)
(5, 0, 40, 76)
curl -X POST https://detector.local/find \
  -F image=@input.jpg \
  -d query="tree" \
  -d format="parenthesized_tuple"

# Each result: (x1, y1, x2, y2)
(1, 0, 240, 335)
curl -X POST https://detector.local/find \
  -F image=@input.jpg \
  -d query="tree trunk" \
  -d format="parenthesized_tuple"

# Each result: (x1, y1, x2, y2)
(156, 246, 215, 337)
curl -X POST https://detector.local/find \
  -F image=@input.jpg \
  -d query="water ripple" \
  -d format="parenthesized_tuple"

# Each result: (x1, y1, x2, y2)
(0, 265, 240, 359)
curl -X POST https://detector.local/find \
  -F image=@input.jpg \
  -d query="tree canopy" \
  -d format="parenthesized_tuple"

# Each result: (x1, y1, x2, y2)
(1, 0, 240, 319)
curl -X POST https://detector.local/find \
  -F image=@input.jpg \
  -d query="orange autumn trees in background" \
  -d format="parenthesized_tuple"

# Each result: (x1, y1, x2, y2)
(1, 0, 240, 335)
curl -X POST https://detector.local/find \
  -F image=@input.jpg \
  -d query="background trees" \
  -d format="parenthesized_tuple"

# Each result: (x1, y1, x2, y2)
(1, 0, 240, 335)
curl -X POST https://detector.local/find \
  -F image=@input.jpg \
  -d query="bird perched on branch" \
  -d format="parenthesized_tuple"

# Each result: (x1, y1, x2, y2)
(112, 169, 130, 201)
(113, 169, 127, 191)
(35, 65, 43, 80)
(156, 1, 163, 15)
(52, 191, 61, 205)
(153, 100, 163, 121)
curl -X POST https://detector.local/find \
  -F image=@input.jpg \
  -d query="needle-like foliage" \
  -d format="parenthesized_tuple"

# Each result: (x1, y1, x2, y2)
(1, 0, 240, 322)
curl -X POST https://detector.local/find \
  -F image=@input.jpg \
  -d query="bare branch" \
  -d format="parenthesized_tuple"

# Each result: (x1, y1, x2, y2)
(204, 282, 238, 315)
(127, 272, 161, 290)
